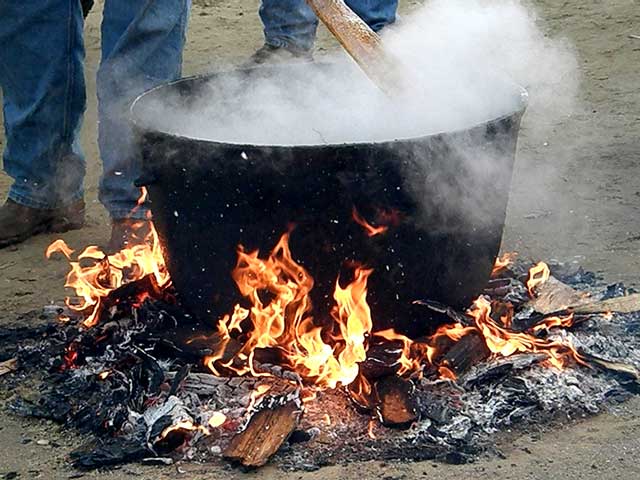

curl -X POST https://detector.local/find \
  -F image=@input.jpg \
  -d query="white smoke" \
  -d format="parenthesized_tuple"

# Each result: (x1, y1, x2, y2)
(135, 0, 578, 147)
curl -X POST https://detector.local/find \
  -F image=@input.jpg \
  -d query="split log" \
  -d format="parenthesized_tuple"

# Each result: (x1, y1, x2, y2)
(572, 294, 640, 314)
(518, 293, 640, 334)
(578, 350, 640, 385)
(529, 276, 640, 315)
(223, 401, 302, 467)
(528, 276, 591, 314)
(103, 274, 164, 310)
(441, 332, 490, 376)
(374, 376, 418, 428)
(0, 358, 17, 377)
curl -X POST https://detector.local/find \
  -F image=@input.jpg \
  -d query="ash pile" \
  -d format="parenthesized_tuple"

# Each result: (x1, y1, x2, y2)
(1, 259, 640, 472)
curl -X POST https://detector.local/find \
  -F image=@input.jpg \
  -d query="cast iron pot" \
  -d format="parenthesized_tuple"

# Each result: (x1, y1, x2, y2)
(131, 64, 527, 337)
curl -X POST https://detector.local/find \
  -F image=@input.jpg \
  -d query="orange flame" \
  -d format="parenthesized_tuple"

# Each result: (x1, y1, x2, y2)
(467, 296, 585, 369)
(207, 411, 227, 428)
(205, 232, 375, 389)
(367, 419, 377, 439)
(46, 197, 170, 329)
(158, 420, 209, 441)
(491, 252, 517, 276)
(374, 329, 435, 376)
(532, 313, 575, 333)
(247, 384, 272, 412)
(351, 207, 388, 237)
(526, 262, 550, 297)
(438, 365, 457, 380)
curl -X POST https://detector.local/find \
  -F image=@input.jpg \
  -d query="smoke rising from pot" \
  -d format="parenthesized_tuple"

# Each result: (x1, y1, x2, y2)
(135, 0, 578, 147)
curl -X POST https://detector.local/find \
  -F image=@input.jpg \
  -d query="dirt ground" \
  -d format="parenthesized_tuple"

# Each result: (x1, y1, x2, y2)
(1, 0, 639, 478)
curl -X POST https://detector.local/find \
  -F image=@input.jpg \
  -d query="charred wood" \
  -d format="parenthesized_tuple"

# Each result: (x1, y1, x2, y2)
(441, 332, 490, 376)
(359, 342, 402, 380)
(71, 434, 149, 469)
(374, 376, 418, 428)
(413, 299, 474, 326)
(577, 350, 640, 392)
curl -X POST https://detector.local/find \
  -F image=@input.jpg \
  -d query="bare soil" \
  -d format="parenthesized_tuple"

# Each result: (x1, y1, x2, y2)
(1, 0, 640, 478)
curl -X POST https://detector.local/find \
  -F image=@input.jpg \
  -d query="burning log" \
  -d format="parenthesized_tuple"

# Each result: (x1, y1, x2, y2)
(374, 376, 418, 428)
(440, 332, 491, 377)
(359, 342, 403, 380)
(223, 400, 303, 467)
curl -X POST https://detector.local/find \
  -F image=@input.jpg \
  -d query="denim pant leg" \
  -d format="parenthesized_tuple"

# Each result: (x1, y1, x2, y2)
(259, 0, 319, 52)
(0, 0, 86, 209)
(98, 0, 190, 220)
(259, 0, 397, 52)
(345, 0, 398, 32)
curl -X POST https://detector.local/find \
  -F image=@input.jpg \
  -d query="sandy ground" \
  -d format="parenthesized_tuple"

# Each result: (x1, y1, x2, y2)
(1, 0, 640, 478)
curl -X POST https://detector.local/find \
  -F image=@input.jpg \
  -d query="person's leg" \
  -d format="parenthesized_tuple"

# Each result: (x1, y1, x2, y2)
(98, 0, 190, 221)
(0, 0, 86, 210)
(259, 0, 319, 52)
(346, 0, 398, 32)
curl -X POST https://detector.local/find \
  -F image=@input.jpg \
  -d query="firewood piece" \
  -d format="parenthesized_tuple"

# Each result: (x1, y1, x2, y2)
(413, 299, 474, 326)
(441, 332, 490, 376)
(223, 401, 302, 467)
(168, 364, 190, 396)
(359, 342, 402, 380)
(0, 358, 17, 377)
(529, 276, 591, 314)
(578, 350, 640, 388)
(103, 274, 161, 309)
(374, 376, 418, 428)
(462, 353, 546, 387)
(572, 294, 640, 314)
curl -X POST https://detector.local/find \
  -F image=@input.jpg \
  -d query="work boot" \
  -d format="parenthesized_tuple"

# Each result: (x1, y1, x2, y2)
(107, 219, 153, 254)
(244, 44, 313, 66)
(0, 199, 85, 249)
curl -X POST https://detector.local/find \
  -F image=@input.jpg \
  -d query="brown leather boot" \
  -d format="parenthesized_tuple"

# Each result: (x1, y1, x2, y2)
(0, 199, 85, 249)
(107, 219, 153, 254)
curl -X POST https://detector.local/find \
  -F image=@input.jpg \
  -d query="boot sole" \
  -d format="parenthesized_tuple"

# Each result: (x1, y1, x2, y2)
(0, 218, 85, 249)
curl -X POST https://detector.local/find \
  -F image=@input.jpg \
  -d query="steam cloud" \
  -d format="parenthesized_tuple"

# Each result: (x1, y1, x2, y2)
(135, 0, 578, 147)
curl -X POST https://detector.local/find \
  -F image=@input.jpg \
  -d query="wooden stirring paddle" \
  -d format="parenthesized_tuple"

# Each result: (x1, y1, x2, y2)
(305, 0, 404, 96)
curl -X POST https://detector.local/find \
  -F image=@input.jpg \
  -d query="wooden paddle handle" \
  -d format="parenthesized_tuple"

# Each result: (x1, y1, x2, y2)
(306, 0, 403, 96)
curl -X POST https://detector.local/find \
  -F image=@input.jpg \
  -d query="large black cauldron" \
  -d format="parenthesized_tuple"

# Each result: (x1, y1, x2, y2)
(131, 64, 527, 337)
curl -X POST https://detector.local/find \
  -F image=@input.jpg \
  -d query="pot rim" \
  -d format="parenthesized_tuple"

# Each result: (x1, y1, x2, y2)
(130, 65, 529, 149)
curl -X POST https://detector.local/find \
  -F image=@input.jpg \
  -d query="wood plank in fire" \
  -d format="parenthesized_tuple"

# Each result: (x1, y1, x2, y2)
(223, 400, 303, 467)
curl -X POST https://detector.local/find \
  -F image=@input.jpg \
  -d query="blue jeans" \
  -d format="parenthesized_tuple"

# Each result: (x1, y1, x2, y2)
(260, 0, 398, 52)
(0, 0, 190, 219)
